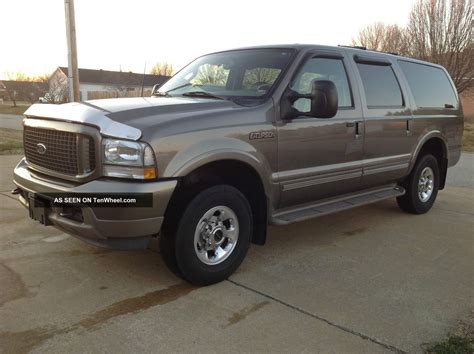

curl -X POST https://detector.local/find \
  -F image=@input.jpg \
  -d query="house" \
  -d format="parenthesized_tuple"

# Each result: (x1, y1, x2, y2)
(0, 81, 7, 101)
(50, 67, 171, 101)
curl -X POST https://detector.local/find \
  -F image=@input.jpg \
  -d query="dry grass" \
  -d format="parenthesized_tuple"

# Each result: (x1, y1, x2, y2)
(0, 105, 29, 115)
(462, 123, 474, 153)
(0, 129, 23, 155)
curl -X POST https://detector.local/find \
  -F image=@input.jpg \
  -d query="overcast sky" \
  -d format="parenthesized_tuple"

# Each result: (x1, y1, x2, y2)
(0, 0, 417, 79)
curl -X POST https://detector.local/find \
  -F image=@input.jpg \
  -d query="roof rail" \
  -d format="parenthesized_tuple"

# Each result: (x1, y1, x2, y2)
(338, 45, 367, 50)
(338, 45, 401, 57)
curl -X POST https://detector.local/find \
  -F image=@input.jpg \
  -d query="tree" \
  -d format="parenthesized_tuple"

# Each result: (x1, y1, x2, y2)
(351, 23, 409, 55)
(43, 73, 69, 103)
(149, 62, 174, 76)
(352, 0, 473, 93)
(406, 0, 473, 92)
(2, 72, 47, 106)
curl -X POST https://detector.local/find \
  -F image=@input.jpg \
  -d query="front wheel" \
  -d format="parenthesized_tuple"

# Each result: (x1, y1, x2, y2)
(161, 185, 252, 286)
(397, 154, 440, 214)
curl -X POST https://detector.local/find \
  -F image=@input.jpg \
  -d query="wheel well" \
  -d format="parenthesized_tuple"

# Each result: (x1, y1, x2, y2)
(416, 137, 448, 189)
(165, 160, 268, 245)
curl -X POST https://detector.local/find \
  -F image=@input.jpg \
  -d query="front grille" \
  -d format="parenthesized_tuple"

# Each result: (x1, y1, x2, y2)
(24, 126, 96, 176)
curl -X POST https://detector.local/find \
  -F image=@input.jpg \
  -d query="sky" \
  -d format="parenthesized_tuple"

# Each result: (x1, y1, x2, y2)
(0, 0, 417, 79)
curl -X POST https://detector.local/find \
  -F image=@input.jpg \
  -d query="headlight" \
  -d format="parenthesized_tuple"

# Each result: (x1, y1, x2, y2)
(102, 139, 157, 179)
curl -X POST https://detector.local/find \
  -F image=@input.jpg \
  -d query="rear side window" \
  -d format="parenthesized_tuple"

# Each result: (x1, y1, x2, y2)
(356, 63, 403, 108)
(398, 61, 457, 109)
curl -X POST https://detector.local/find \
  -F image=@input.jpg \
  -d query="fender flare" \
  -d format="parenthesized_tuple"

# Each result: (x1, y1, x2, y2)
(408, 130, 448, 175)
(163, 138, 274, 198)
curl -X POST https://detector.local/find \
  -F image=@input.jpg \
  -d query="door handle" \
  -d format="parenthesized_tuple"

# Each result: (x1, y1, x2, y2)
(355, 121, 362, 137)
(406, 118, 413, 136)
(346, 121, 363, 138)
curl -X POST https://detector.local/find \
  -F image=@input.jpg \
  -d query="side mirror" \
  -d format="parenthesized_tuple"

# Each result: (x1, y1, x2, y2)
(281, 80, 338, 120)
(309, 80, 338, 118)
(151, 83, 162, 95)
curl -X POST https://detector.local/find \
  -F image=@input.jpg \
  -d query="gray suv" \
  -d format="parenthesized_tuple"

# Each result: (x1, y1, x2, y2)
(13, 45, 463, 285)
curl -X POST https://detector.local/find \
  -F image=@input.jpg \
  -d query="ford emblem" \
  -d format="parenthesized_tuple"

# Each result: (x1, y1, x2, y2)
(36, 143, 47, 155)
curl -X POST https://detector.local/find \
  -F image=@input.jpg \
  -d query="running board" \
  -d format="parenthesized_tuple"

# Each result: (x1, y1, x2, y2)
(271, 185, 405, 225)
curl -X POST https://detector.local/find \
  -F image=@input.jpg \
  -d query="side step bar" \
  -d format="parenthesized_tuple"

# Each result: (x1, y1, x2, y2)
(271, 185, 405, 225)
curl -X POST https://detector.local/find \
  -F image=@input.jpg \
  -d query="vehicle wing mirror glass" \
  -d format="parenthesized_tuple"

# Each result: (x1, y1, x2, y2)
(309, 80, 338, 118)
(282, 80, 338, 119)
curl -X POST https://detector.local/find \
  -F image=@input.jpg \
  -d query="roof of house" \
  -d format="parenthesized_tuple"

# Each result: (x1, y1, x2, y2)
(58, 67, 170, 87)
(0, 80, 48, 92)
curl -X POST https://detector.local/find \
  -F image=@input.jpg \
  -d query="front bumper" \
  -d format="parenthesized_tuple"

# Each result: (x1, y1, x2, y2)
(13, 158, 177, 250)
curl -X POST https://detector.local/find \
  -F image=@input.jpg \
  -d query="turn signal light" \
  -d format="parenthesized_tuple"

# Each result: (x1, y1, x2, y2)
(144, 168, 156, 180)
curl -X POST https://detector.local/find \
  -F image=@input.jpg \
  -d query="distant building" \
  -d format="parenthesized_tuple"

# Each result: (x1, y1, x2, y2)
(51, 67, 170, 101)
(0, 81, 7, 100)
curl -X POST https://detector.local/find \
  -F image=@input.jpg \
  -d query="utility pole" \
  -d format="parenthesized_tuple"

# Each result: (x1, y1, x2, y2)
(64, 0, 80, 102)
(140, 62, 146, 97)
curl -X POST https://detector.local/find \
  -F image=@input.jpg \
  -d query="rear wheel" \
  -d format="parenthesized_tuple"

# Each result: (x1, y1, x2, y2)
(160, 185, 252, 285)
(397, 154, 440, 214)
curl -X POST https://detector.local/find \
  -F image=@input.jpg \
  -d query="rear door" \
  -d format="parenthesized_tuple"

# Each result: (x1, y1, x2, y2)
(276, 49, 364, 208)
(350, 54, 417, 188)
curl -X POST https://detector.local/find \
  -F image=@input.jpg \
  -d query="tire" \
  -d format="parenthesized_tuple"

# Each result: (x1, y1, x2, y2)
(160, 185, 252, 286)
(397, 154, 440, 214)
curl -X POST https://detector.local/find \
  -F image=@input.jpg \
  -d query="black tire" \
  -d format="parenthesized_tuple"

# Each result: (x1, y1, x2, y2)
(160, 185, 252, 286)
(397, 154, 440, 214)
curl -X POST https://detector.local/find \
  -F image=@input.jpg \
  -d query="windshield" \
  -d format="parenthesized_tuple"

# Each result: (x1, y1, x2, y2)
(156, 49, 295, 104)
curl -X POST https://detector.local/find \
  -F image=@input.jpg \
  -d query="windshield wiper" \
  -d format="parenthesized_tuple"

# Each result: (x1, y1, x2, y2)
(181, 91, 225, 100)
(165, 83, 200, 94)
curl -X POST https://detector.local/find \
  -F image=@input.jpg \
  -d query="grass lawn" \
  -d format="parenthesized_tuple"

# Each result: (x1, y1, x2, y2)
(462, 123, 474, 153)
(0, 129, 23, 155)
(0, 105, 29, 115)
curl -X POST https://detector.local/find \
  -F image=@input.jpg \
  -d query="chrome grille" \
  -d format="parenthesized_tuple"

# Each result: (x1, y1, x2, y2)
(24, 126, 96, 176)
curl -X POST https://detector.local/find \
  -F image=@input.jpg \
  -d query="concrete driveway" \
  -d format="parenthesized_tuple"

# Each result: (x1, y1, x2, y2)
(0, 154, 473, 353)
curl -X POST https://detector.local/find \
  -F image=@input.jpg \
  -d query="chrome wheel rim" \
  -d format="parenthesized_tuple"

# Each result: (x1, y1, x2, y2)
(418, 167, 434, 202)
(193, 206, 239, 265)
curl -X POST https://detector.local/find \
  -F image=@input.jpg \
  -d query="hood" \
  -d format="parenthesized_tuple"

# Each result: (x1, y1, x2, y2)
(24, 96, 242, 141)
(89, 96, 240, 131)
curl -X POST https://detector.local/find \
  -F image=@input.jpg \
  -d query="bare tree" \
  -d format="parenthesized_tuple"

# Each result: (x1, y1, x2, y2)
(351, 22, 409, 54)
(149, 62, 174, 76)
(352, 0, 473, 93)
(41, 73, 69, 104)
(406, 0, 473, 92)
(2, 72, 47, 106)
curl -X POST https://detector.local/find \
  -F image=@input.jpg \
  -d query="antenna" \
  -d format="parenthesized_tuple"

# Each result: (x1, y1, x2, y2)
(338, 45, 367, 50)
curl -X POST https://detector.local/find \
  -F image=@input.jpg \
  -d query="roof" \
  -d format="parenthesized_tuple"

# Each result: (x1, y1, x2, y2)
(210, 44, 435, 66)
(58, 67, 170, 87)
(0, 80, 48, 91)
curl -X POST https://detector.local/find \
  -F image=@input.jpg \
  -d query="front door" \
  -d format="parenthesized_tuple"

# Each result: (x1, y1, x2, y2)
(276, 50, 364, 208)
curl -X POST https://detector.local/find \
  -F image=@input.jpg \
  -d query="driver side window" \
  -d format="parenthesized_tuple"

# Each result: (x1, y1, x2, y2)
(291, 57, 353, 113)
